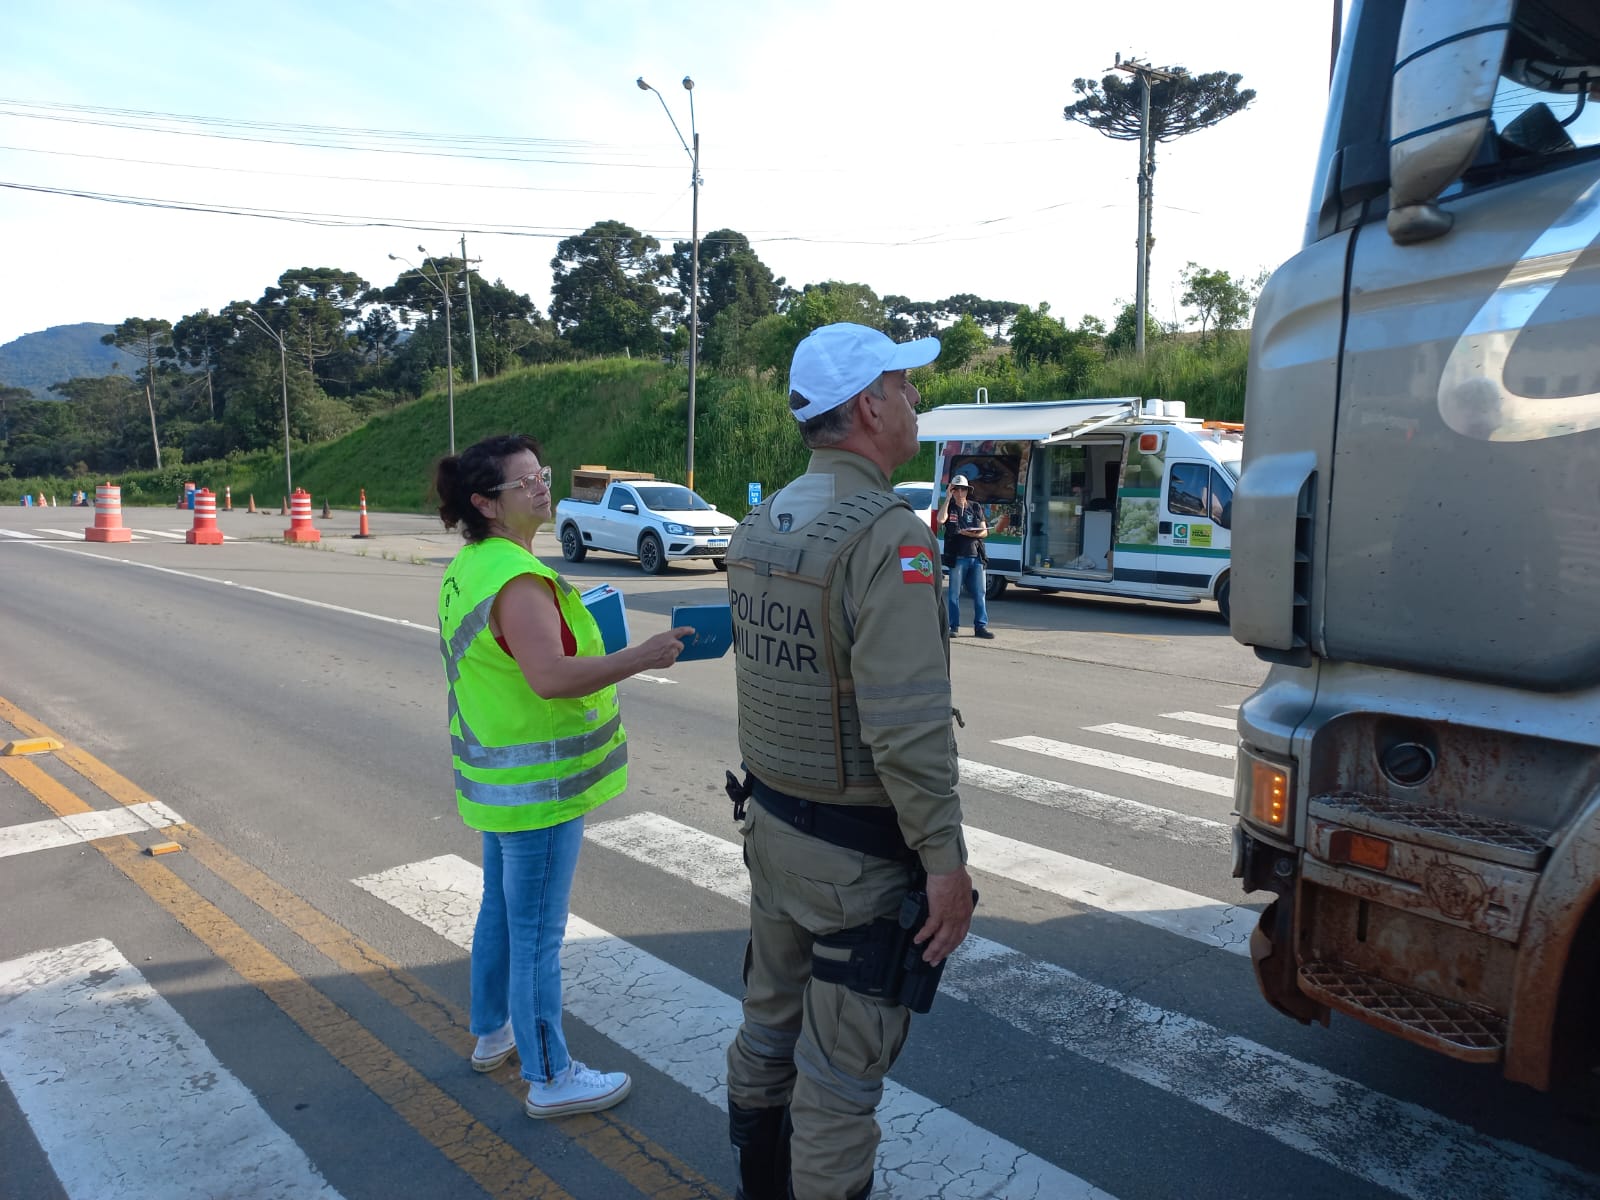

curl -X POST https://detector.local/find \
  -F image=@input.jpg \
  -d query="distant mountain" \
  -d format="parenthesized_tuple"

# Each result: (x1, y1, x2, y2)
(0, 324, 136, 399)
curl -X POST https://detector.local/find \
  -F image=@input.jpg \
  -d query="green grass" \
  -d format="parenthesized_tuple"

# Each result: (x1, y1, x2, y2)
(0, 339, 1249, 511)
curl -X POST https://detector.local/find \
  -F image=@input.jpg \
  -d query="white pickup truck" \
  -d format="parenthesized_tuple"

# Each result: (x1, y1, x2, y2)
(555, 479, 738, 574)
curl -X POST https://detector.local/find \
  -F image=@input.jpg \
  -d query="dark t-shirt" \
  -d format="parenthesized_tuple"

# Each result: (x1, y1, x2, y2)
(943, 500, 984, 559)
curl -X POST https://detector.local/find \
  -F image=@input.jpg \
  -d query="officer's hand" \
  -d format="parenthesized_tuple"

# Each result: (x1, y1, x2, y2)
(915, 865, 975, 965)
(637, 626, 694, 669)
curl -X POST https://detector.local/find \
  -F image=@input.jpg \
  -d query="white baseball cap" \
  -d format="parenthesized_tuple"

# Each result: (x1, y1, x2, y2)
(950, 474, 971, 488)
(788, 323, 940, 421)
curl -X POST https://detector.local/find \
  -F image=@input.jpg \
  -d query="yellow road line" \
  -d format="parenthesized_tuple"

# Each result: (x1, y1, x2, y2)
(0, 694, 730, 1200)
(0, 754, 569, 1200)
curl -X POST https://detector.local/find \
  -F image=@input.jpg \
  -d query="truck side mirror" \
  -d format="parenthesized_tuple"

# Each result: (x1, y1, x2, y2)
(1387, 0, 1513, 245)
(620, 503, 638, 514)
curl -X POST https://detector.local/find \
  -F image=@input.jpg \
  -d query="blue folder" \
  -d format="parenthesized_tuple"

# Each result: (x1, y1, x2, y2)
(580, 584, 630, 654)
(671, 603, 733, 661)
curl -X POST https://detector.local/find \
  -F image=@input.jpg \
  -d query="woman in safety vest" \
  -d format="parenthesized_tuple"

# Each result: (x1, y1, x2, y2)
(435, 433, 692, 1119)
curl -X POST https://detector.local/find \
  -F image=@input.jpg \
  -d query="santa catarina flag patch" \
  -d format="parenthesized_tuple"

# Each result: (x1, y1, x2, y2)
(899, 546, 936, 583)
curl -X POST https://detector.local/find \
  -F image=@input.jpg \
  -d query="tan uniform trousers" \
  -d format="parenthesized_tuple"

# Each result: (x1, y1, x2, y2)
(727, 799, 915, 1200)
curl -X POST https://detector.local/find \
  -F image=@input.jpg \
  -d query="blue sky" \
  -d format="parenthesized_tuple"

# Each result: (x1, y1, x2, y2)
(0, 1, 1342, 347)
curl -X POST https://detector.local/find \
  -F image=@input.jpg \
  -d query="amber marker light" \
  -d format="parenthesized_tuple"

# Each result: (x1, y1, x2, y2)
(1329, 830, 1392, 872)
(1248, 758, 1290, 830)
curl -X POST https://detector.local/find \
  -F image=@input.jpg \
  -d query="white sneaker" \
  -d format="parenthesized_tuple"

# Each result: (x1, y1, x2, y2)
(523, 1060, 632, 1119)
(471, 1021, 516, 1072)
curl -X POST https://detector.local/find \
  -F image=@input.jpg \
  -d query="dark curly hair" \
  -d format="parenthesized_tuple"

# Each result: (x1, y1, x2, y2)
(434, 433, 545, 544)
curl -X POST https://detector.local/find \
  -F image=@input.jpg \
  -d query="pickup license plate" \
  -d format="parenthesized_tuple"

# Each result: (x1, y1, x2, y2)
(707, 538, 729, 547)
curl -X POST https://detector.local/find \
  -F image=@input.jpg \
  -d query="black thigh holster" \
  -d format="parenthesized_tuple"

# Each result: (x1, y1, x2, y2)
(811, 888, 952, 1014)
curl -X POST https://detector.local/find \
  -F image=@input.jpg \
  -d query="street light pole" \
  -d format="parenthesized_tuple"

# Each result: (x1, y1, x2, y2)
(390, 249, 456, 453)
(637, 74, 701, 489)
(461, 233, 480, 384)
(243, 307, 292, 498)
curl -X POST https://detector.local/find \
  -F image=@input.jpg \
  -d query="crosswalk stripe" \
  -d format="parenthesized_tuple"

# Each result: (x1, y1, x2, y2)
(583, 812, 1600, 1200)
(998, 735, 1234, 797)
(0, 800, 184, 860)
(1085, 722, 1236, 760)
(0, 529, 43, 539)
(1161, 710, 1237, 730)
(34, 528, 89, 540)
(958, 759, 1229, 850)
(0, 938, 342, 1200)
(354, 853, 1108, 1200)
(587, 812, 1251, 955)
(130, 527, 186, 539)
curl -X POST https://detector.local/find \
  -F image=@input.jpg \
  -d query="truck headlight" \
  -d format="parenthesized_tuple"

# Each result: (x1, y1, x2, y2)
(1237, 745, 1293, 834)
(663, 522, 690, 535)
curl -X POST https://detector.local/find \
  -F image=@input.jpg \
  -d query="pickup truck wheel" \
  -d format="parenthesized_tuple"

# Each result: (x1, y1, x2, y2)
(638, 533, 666, 575)
(560, 524, 587, 563)
(713, 558, 728, 572)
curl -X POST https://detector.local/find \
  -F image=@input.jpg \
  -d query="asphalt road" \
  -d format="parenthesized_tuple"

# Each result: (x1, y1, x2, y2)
(1, 504, 1595, 1200)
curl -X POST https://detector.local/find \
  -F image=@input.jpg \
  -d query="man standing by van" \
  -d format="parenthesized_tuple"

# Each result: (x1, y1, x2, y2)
(722, 322, 975, 1200)
(938, 476, 993, 638)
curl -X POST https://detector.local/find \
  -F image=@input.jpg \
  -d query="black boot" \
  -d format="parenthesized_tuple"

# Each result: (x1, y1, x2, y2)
(730, 1102, 791, 1200)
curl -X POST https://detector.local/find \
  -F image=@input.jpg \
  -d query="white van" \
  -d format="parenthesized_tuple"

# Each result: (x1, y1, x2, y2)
(917, 398, 1243, 619)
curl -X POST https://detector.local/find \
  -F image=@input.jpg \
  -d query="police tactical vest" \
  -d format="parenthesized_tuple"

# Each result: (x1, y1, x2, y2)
(726, 488, 910, 804)
(438, 538, 627, 832)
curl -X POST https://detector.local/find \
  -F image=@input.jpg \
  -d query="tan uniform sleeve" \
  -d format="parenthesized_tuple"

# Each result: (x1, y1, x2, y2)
(842, 509, 967, 875)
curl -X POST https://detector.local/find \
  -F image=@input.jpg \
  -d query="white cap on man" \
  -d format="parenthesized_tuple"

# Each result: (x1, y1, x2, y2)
(788, 323, 940, 422)
(950, 474, 971, 488)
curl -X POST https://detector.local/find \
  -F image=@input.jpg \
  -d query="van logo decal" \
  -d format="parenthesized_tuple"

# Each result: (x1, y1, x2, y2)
(1439, 176, 1600, 442)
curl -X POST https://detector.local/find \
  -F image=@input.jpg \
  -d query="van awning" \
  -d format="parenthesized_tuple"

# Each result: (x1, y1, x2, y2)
(917, 399, 1139, 443)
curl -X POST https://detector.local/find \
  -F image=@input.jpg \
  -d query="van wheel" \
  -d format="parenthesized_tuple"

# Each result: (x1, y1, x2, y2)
(561, 524, 587, 563)
(638, 533, 666, 575)
(984, 574, 1007, 601)
(1215, 572, 1232, 623)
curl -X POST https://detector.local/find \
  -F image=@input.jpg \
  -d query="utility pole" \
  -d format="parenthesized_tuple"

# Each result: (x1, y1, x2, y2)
(461, 233, 480, 384)
(1110, 56, 1181, 357)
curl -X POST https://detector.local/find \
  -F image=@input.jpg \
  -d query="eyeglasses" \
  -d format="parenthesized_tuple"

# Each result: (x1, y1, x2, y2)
(491, 466, 553, 493)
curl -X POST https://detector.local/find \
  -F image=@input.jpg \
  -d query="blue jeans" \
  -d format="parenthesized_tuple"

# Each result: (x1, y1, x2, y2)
(947, 556, 988, 631)
(471, 817, 585, 1084)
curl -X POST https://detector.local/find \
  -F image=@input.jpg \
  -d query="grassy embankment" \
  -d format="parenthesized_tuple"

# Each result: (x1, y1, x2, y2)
(1, 337, 1247, 513)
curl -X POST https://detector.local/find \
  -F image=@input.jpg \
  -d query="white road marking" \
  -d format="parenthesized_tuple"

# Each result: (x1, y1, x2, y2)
(0, 529, 43, 539)
(581, 812, 1600, 1200)
(0, 801, 183, 860)
(1161, 710, 1237, 730)
(0, 938, 342, 1200)
(25, 543, 437, 633)
(958, 759, 1229, 850)
(354, 853, 1108, 1200)
(130, 527, 186, 540)
(998, 735, 1234, 797)
(35, 527, 90, 539)
(1085, 722, 1236, 760)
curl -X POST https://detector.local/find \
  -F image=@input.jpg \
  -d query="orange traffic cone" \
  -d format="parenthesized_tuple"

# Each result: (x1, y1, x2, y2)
(248, 493, 257, 514)
(280, 496, 289, 516)
(224, 485, 233, 511)
(321, 496, 332, 520)
(354, 488, 371, 538)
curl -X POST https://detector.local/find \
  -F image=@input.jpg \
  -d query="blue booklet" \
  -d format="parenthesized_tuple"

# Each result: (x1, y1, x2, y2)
(671, 603, 733, 661)
(580, 584, 630, 654)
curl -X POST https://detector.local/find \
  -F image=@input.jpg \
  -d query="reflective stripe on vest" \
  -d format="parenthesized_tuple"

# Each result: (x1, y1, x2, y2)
(438, 539, 626, 832)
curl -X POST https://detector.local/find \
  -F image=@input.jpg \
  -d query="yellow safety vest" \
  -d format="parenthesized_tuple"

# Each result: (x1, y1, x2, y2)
(438, 538, 627, 832)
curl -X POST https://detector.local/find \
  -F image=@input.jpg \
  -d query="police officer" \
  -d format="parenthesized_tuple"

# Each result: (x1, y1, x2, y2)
(724, 323, 975, 1200)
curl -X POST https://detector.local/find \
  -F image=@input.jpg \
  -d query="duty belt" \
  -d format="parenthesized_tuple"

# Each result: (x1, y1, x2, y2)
(732, 773, 915, 862)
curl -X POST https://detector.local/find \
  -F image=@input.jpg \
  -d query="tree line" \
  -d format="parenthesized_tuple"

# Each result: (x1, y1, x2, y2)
(0, 215, 1262, 482)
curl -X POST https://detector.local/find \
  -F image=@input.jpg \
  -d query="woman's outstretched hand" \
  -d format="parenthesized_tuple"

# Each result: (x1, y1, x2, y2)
(636, 626, 695, 670)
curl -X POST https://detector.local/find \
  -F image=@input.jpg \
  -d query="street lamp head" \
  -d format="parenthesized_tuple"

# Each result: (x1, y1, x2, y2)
(387, 254, 399, 261)
(636, 76, 651, 91)
(417, 244, 427, 254)
(682, 76, 694, 91)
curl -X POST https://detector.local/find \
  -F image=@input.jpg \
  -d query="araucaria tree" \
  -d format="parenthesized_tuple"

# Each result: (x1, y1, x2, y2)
(1063, 66, 1254, 279)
